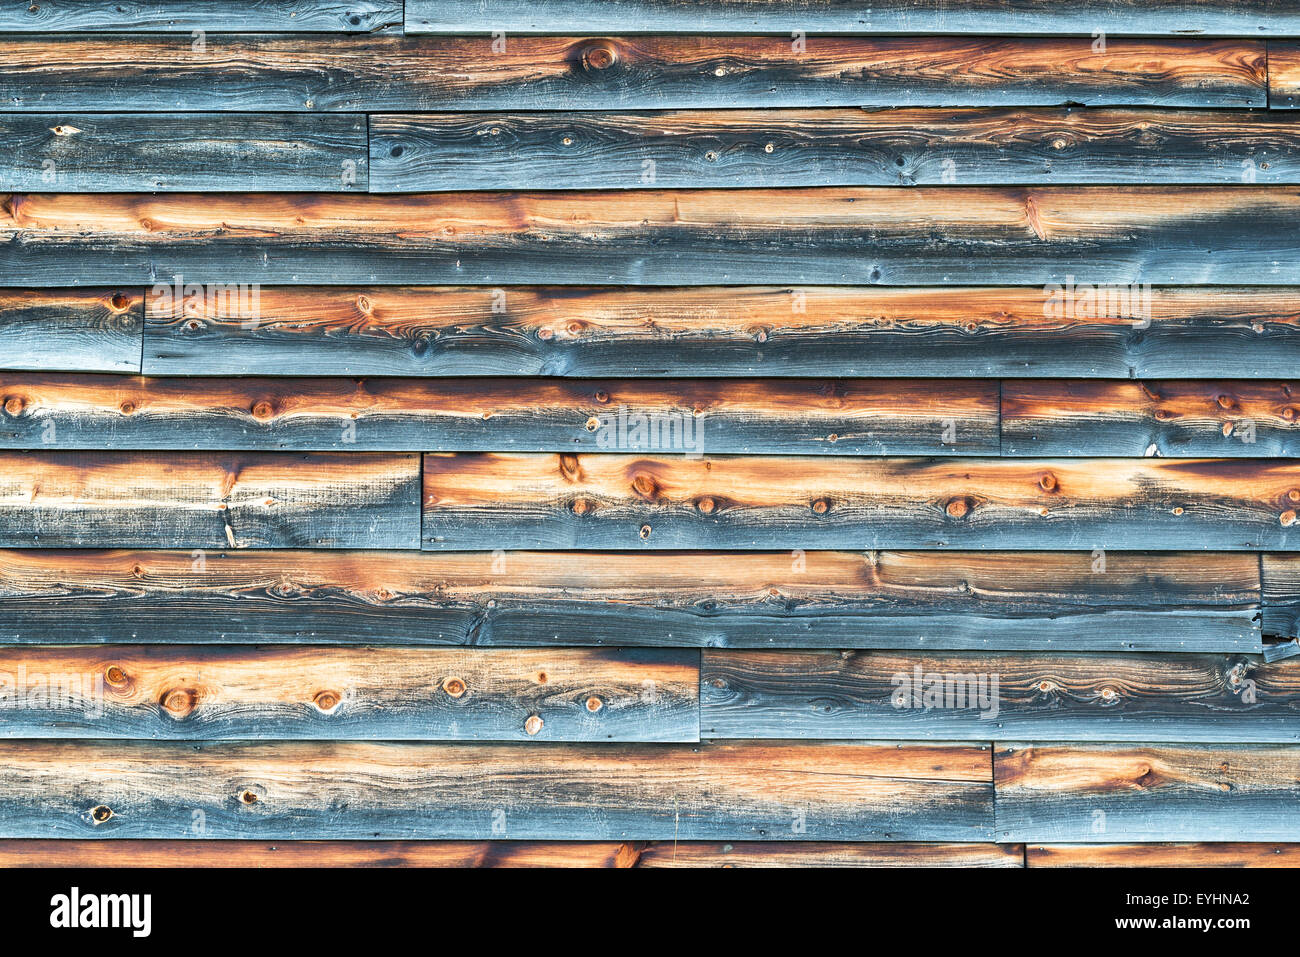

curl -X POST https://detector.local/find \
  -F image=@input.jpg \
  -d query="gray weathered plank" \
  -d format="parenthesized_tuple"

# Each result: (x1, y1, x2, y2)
(0, 740, 995, 840)
(0, 289, 141, 373)
(0, 451, 420, 548)
(2, 114, 367, 192)
(995, 743, 1300, 841)
(1262, 554, 1300, 637)
(0, 550, 1259, 651)
(0, 1, 402, 31)
(0, 646, 700, 742)
(702, 651, 1300, 742)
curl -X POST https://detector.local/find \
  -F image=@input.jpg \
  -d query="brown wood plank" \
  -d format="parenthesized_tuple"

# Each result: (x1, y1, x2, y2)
(0, 451, 420, 548)
(1268, 41, 1300, 106)
(0, 550, 1257, 650)
(0, 646, 699, 741)
(421, 453, 1300, 550)
(0, 374, 1000, 455)
(0, 289, 141, 373)
(1261, 554, 1300, 637)
(1027, 843, 1300, 866)
(0, 740, 994, 840)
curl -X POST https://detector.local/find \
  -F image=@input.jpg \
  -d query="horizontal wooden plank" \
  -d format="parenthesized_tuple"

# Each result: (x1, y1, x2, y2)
(1002, 380, 1300, 456)
(1027, 843, 1300, 866)
(1261, 554, 1300, 637)
(3, 114, 368, 192)
(0, 1, 402, 31)
(10, 188, 1300, 286)
(0, 36, 1264, 112)
(702, 651, 1300, 741)
(0, 451, 419, 548)
(141, 286, 1300, 379)
(995, 743, 1300, 841)
(0, 289, 140, 373)
(0, 375, 999, 455)
(0, 646, 698, 741)
(0, 550, 1257, 650)
(0, 740, 994, 840)
(1267, 41, 1300, 106)
(422, 453, 1300, 550)
(0, 840, 1023, 867)
(408, 1, 1296, 36)
(371, 108, 1300, 191)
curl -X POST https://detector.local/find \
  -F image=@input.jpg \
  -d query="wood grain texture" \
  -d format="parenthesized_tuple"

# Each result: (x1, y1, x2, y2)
(0, 550, 1257, 650)
(702, 651, 1300, 741)
(1027, 843, 1300, 866)
(1002, 381, 1300, 457)
(0, 646, 699, 741)
(0, 374, 1000, 455)
(995, 743, 1300, 841)
(0, 36, 1265, 112)
(0, 289, 140, 373)
(1261, 554, 1300, 637)
(422, 453, 1300, 550)
(142, 286, 1300, 379)
(0, 740, 994, 840)
(1266, 41, 1300, 106)
(0, 451, 419, 549)
(11, 188, 1300, 286)
(371, 108, 1300, 191)
(2, 114, 368, 192)
(408, 0, 1297, 36)
(0, 840, 1023, 867)
(0, 1, 403, 31)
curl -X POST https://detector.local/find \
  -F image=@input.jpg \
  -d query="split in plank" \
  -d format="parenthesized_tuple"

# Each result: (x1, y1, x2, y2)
(0, 36, 1264, 113)
(422, 453, 1300, 550)
(702, 651, 1300, 742)
(995, 743, 1300, 842)
(1, 114, 368, 192)
(1002, 380, 1300, 456)
(0, 289, 140, 373)
(142, 285, 1300, 379)
(0, 646, 699, 741)
(1026, 843, 1300, 866)
(0, 550, 1258, 651)
(0, 374, 999, 455)
(0, 451, 420, 549)
(10, 188, 1300, 286)
(0, 740, 994, 840)
(371, 108, 1300, 191)
(0, 1, 402, 32)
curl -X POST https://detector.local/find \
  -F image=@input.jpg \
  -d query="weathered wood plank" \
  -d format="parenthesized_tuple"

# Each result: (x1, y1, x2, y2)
(1002, 381, 1300, 456)
(2, 114, 367, 192)
(995, 743, 1300, 842)
(702, 651, 1300, 741)
(0, 550, 1257, 650)
(0, 839, 1022, 867)
(0, 36, 1264, 112)
(1, 1, 401, 31)
(0, 374, 999, 455)
(1267, 41, 1300, 106)
(10, 188, 1300, 287)
(408, 1, 1297, 36)
(371, 108, 1300, 191)
(0, 451, 419, 548)
(1261, 554, 1300, 637)
(141, 286, 1300, 379)
(0, 289, 140, 373)
(0, 741, 994, 840)
(422, 453, 1300, 550)
(1027, 843, 1300, 866)
(0, 646, 699, 741)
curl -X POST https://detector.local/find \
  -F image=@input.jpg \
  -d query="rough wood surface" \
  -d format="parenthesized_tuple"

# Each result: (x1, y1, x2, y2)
(1027, 842, 1300, 866)
(0, 740, 995, 840)
(702, 650, 1300, 741)
(2, 114, 368, 192)
(0, 550, 1258, 650)
(1261, 554, 1300, 637)
(0, 451, 420, 548)
(1002, 380, 1300, 457)
(13, 188, 1300, 285)
(0, 36, 1265, 112)
(422, 453, 1300, 550)
(0, 1, 402, 31)
(142, 285, 1300, 379)
(371, 108, 1300, 191)
(0, 289, 141, 373)
(0, 374, 1000, 455)
(1266, 41, 1300, 106)
(0, 646, 699, 742)
(995, 743, 1300, 841)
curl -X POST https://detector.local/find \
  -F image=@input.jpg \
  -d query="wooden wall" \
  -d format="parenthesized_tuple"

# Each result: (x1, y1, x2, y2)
(3, 0, 1300, 867)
